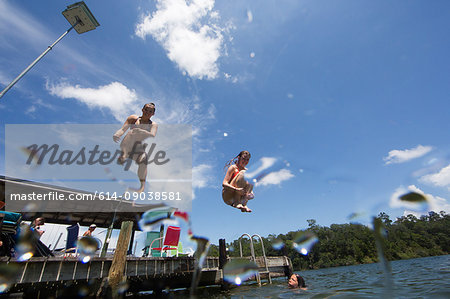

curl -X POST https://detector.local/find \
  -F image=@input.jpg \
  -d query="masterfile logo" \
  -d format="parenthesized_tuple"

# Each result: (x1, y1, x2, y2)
(5, 124, 192, 212)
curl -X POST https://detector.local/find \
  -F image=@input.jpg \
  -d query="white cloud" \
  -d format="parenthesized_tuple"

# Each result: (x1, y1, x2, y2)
(255, 169, 294, 187)
(154, 94, 215, 127)
(135, 0, 229, 79)
(25, 105, 36, 116)
(420, 164, 450, 189)
(0, 70, 10, 86)
(0, 1, 98, 80)
(383, 145, 432, 165)
(389, 185, 450, 216)
(246, 157, 277, 178)
(192, 164, 213, 189)
(47, 81, 138, 121)
(0, 0, 49, 49)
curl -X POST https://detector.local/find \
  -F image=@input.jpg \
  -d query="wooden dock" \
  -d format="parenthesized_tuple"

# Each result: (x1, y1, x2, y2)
(1, 255, 292, 295)
(0, 177, 293, 295)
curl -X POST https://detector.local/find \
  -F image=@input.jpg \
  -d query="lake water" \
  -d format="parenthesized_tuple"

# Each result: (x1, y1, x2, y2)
(148, 255, 450, 298)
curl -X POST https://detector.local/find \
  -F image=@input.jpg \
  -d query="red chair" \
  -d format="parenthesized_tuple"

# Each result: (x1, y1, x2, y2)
(149, 226, 181, 257)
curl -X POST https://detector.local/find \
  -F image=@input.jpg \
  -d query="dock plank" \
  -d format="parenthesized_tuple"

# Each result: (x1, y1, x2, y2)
(0, 255, 292, 295)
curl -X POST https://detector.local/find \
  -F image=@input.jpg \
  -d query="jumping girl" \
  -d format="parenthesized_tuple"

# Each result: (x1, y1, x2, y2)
(222, 151, 254, 212)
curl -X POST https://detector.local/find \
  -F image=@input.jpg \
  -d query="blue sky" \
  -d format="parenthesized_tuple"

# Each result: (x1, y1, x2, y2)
(1, 0, 450, 250)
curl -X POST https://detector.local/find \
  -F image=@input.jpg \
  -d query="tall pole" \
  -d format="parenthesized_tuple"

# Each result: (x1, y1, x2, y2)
(0, 21, 79, 99)
(101, 222, 114, 257)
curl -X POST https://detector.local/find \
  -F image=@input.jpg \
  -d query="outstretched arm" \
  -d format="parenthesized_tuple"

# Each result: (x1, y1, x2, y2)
(113, 115, 138, 142)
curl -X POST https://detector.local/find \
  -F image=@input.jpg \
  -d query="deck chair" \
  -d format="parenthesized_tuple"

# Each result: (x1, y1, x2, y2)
(142, 231, 162, 257)
(0, 211, 21, 234)
(65, 223, 79, 255)
(149, 226, 180, 257)
(0, 211, 21, 257)
(169, 242, 183, 257)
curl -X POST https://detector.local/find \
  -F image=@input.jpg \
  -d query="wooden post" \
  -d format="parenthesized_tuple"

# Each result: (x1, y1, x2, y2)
(101, 223, 113, 257)
(219, 239, 227, 269)
(219, 238, 231, 289)
(127, 224, 135, 255)
(107, 221, 133, 295)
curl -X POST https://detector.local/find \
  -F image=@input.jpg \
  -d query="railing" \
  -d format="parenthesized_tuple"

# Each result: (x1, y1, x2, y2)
(238, 233, 272, 286)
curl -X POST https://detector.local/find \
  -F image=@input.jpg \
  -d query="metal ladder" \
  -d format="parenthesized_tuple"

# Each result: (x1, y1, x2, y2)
(238, 233, 272, 286)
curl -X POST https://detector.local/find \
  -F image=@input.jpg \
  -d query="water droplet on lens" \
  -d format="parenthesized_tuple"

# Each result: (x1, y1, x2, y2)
(0, 284, 8, 293)
(173, 210, 190, 223)
(82, 256, 91, 263)
(272, 240, 284, 250)
(18, 252, 33, 262)
(138, 207, 177, 231)
(293, 231, 318, 255)
(398, 192, 429, 212)
(16, 225, 35, 261)
(399, 192, 426, 203)
(0, 264, 19, 293)
(223, 259, 259, 285)
(347, 211, 368, 223)
(235, 277, 242, 285)
(117, 281, 129, 294)
(268, 235, 284, 250)
(77, 237, 100, 263)
(190, 235, 209, 262)
(77, 285, 89, 296)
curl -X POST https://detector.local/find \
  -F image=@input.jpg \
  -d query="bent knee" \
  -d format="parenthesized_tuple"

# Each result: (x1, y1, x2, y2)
(222, 189, 235, 205)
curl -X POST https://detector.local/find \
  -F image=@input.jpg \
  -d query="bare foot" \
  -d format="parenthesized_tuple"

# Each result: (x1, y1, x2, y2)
(238, 205, 252, 213)
(127, 184, 145, 193)
(234, 203, 247, 212)
(245, 192, 254, 200)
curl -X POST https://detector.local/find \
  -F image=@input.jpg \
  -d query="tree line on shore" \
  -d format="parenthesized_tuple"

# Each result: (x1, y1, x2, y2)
(208, 211, 449, 270)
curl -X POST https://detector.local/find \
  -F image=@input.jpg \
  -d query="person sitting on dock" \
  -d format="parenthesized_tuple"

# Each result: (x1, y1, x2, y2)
(83, 224, 96, 237)
(288, 274, 307, 289)
(222, 150, 254, 212)
(30, 217, 45, 239)
(113, 103, 158, 192)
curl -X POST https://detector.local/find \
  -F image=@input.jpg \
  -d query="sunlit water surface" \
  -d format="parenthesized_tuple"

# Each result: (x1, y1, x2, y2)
(140, 255, 449, 298)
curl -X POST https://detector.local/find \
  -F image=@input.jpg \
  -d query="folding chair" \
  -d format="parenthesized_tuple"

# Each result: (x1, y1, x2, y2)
(64, 223, 79, 256)
(169, 242, 183, 257)
(149, 226, 180, 257)
(142, 231, 161, 257)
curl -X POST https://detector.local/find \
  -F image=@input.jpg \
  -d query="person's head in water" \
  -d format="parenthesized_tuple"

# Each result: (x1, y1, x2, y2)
(225, 151, 251, 170)
(288, 274, 306, 288)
